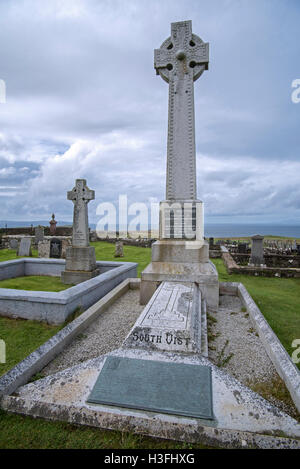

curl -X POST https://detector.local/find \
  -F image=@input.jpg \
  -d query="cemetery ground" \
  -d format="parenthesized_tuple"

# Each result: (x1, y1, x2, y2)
(0, 240, 299, 449)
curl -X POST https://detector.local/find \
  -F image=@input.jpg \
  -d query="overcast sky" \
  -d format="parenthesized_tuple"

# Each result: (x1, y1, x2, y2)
(0, 0, 299, 226)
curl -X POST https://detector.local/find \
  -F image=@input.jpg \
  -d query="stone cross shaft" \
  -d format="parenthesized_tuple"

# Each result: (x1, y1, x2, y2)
(154, 20, 209, 200)
(67, 179, 95, 248)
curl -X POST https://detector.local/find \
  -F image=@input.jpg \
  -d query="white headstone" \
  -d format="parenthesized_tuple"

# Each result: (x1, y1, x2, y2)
(17, 238, 32, 257)
(67, 179, 95, 248)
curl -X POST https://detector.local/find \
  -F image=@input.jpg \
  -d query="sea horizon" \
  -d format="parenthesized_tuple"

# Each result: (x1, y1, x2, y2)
(1, 220, 300, 239)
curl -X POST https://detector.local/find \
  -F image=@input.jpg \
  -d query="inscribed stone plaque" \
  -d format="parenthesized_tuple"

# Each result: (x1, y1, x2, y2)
(87, 356, 213, 420)
(124, 281, 201, 354)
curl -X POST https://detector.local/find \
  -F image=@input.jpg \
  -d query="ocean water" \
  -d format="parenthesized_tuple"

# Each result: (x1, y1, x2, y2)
(204, 224, 300, 239)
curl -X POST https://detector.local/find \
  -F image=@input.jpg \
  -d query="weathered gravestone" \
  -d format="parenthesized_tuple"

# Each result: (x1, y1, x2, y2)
(61, 179, 99, 284)
(50, 238, 62, 258)
(140, 20, 218, 310)
(34, 225, 44, 245)
(238, 243, 247, 254)
(9, 239, 18, 250)
(114, 241, 124, 258)
(38, 239, 50, 258)
(249, 234, 265, 266)
(17, 238, 32, 257)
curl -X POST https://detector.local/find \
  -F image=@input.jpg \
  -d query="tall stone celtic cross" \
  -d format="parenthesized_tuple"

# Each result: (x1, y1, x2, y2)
(154, 20, 209, 201)
(67, 179, 95, 247)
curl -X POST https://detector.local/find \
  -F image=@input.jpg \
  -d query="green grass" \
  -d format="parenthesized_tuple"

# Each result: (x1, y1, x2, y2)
(212, 258, 300, 370)
(91, 241, 151, 277)
(0, 317, 61, 376)
(0, 275, 71, 292)
(0, 408, 211, 449)
(0, 248, 38, 261)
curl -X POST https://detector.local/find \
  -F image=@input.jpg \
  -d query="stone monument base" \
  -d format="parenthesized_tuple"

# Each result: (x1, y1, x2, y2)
(61, 269, 99, 285)
(140, 240, 219, 310)
(61, 246, 99, 285)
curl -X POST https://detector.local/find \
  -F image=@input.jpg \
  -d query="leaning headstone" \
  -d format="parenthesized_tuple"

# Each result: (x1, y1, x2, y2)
(209, 237, 214, 249)
(61, 179, 99, 284)
(249, 234, 265, 266)
(114, 241, 124, 258)
(17, 238, 32, 257)
(34, 225, 44, 245)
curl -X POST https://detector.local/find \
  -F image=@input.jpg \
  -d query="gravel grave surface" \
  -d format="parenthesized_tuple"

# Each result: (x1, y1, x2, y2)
(42, 289, 144, 377)
(207, 294, 277, 384)
(41, 289, 298, 419)
(208, 294, 298, 419)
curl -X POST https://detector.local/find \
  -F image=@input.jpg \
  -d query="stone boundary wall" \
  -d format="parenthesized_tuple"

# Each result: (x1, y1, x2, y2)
(1, 235, 71, 251)
(0, 226, 72, 237)
(232, 253, 300, 268)
(221, 247, 300, 278)
(95, 237, 156, 248)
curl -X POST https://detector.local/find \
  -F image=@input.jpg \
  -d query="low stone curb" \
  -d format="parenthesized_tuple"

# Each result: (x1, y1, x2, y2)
(1, 394, 299, 449)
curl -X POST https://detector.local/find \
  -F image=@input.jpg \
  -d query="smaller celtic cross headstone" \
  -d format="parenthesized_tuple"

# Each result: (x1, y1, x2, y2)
(67, 179, 95, 248)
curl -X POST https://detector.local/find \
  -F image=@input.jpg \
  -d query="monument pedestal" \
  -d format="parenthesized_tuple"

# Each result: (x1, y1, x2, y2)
(140, 240, 219, 311)
(61, 246, 99, 285)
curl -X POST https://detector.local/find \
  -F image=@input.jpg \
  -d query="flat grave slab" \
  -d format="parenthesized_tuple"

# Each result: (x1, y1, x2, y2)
(86, 356, 213, 420)
(124, 281, 202, 353)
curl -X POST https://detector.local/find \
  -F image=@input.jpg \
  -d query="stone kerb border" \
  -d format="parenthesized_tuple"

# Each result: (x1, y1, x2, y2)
(0, 258, 137, 324)
(0, 278, 140, 397)
(220, 281, 300, 413)
(1, 278, 298, 417)
(221, 246, 300, 278)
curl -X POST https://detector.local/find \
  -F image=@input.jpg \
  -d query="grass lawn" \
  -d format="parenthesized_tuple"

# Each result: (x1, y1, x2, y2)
(0, 241, 299, 448)
(0, 275, 71, 292)
(0, 248, 38, 261)
(91, 241, 151, 277)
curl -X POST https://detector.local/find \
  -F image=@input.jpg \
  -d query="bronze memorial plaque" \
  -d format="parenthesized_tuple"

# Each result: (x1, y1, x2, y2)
(87, 356, 213, 420)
